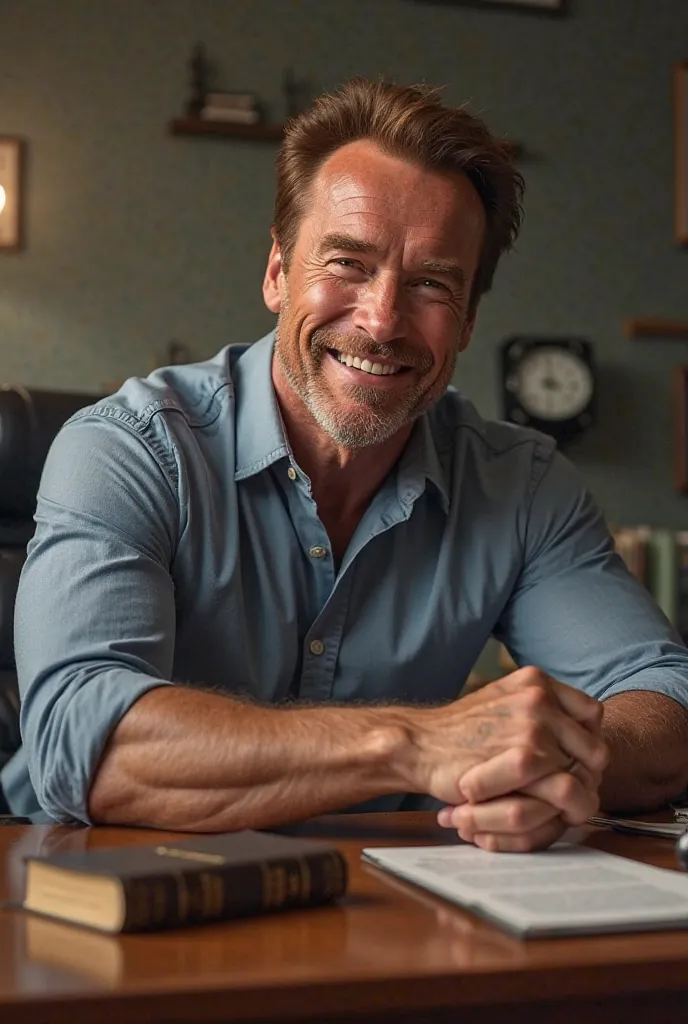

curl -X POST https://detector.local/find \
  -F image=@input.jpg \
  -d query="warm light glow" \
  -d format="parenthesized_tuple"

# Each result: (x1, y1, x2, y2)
(0, 185, 6, 215)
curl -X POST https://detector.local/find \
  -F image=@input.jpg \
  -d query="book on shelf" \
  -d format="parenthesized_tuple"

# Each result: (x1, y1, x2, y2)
(204, 91, 258, 110)
(22, 829, 348, 934)
(200, 106, 261, 124)
(609, 525, 688, 641)
(362, 841, 688, 938)
(610, 524, 650, 584)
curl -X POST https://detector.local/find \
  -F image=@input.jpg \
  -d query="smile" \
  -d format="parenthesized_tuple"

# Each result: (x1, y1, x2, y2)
(331, 351, 406, 376)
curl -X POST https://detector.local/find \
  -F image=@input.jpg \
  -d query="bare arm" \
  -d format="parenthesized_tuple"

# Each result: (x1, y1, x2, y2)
(88, 687, 409, 831)
(88, 670, 606, 833)
(599, 691, 688, 812)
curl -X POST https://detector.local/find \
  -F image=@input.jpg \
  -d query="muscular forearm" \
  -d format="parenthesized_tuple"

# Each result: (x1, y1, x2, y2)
(600, 691, 688, 812)
(88, 686, 414, 831)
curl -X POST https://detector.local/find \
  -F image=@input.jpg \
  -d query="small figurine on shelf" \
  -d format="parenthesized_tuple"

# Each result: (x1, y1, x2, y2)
(185, 42, 209, 118)
(282, 67, 311, 121)
(283, 68, 300, 120)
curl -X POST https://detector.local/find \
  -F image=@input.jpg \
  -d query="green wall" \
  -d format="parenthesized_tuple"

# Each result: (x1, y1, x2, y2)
(2, 0, 688, 526)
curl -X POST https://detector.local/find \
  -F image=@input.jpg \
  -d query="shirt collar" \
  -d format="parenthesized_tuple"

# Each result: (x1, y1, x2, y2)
(233, 330, 451, 513)
(396, 412, 450, 515)
(233, 331, 289, 481)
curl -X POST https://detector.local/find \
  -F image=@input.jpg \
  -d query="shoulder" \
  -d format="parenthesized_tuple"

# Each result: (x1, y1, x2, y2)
(77, 345, 243, 432)
(59, 344, 250, 486)
(428, 386, 557, 496)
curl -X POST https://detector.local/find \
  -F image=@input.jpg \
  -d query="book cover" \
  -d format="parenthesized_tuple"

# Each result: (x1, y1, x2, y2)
(23, 829, 347, 934)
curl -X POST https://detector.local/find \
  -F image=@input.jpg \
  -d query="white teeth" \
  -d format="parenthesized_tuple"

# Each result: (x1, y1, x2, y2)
(336, 352, 400, 375)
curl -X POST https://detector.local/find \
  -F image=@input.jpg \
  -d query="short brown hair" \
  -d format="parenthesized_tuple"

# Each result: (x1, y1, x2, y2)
(274, 77, 524, 309)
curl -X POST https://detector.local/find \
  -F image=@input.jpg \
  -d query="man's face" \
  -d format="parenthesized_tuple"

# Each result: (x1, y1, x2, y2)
(264, 140, 485, 449)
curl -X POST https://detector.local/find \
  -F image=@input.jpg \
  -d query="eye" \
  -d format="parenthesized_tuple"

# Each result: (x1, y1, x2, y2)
(413, 277, 450, 294)
(328, 258, 368, 280)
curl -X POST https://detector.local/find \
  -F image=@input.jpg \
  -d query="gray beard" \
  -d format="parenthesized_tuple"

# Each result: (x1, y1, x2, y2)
(275, 324, 450, 450)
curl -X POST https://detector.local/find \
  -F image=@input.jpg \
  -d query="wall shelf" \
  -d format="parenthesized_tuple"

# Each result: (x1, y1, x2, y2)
(625, 317, 688, 340)
(169, 118, 524, 159)
(168, 118, 285, 142)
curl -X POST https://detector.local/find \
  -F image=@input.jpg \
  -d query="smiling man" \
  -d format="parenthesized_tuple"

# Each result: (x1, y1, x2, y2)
(3, 79, 688, 849)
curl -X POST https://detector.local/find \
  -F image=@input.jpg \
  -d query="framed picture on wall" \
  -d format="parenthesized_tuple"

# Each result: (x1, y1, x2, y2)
(674, 366, 688, 493)
(675, 62, 688, 244)
(0, 137, 24, 251)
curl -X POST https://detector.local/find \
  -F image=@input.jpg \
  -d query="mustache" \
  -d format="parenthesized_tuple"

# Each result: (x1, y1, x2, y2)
(311, 327, 433, 373)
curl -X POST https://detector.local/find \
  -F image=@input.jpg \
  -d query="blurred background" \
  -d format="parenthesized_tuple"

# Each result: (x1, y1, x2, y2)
(1, 0, 688, 530)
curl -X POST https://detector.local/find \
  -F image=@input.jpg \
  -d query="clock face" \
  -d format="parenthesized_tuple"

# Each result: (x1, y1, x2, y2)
(514, 347, 594, 422)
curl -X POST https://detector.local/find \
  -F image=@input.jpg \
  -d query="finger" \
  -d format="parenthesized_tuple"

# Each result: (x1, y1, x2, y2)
(502, 666, 604, 732)
(448, 794, 558, 841)
(522, 771, 600, 826)
(459, 745, 558, 804)
(473, 816, 567, 854)
(547, 677, 605, 732)
(547, 705, 609, 774)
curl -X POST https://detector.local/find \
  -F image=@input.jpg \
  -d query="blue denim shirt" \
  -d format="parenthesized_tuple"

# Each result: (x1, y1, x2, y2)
(4, 332, 688, 822)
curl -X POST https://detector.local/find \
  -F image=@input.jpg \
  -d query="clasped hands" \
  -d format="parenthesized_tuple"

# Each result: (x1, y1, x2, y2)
(414, 667, 609, 852)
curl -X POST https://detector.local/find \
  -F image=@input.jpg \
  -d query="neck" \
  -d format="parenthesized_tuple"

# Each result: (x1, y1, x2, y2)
(271, 355, 412, 522)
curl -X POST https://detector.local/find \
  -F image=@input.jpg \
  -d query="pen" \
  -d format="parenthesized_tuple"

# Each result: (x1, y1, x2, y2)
(677, 830, 688, 871)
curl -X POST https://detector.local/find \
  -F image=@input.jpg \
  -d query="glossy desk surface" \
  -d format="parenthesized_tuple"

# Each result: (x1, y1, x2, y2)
(1, 812, 688, 1024)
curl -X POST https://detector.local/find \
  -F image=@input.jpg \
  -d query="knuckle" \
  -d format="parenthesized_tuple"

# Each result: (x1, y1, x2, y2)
(506, 802, 529, 831)
(596, 739, 611, 771)
(591, 700, 604, 724)
(511, 832, 539, 853)
(519, 665, 543, 684)
(552, 773, 580, 809)
(521, 683, 549, 712)
(521, 722, 545, 749)
(513, 745, 538, 778)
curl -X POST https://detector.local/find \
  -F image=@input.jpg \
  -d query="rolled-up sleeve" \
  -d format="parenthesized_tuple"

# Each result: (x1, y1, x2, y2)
(496, 451, 688, 709)
(14, 409, 179, 823)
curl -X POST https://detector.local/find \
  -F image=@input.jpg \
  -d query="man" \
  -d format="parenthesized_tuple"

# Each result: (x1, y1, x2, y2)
(3, 79, 688, 851)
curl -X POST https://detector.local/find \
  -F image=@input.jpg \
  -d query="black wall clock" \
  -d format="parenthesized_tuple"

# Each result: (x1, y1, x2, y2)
(500, 336, 596, 446)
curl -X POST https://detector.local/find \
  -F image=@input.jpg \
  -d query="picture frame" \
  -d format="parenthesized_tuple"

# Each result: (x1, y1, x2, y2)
(674, 366, 688, 493)
(414, 0, 567, 13)
(675, 62, 688, 245)
(0, 136, 24, 251)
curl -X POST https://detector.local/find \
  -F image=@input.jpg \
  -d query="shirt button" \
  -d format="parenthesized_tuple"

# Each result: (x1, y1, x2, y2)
(309, 545, 327, 559)
(309, 639, 325, 656)
(287, 467, 297, 481)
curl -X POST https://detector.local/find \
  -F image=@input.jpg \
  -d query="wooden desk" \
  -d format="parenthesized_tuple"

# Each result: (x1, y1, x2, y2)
(1, 812, 687, 1023)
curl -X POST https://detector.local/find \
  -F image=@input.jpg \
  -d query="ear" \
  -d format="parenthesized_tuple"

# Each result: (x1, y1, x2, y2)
(262, 235, 285, 314)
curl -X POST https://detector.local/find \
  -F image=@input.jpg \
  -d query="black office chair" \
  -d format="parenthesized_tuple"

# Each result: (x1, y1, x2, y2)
(0, 386, 101, 772)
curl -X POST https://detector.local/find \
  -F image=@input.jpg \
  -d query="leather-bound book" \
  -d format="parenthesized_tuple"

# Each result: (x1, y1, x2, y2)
(22, 829, 348, 933)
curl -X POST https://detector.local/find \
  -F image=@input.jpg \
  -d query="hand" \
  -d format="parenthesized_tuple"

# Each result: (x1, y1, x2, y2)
(400, 665, 607, 810)
(437, 761, 604, 852)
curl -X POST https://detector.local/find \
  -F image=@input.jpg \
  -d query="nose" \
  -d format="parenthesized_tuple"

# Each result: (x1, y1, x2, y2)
(351, 273, 407, 345)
